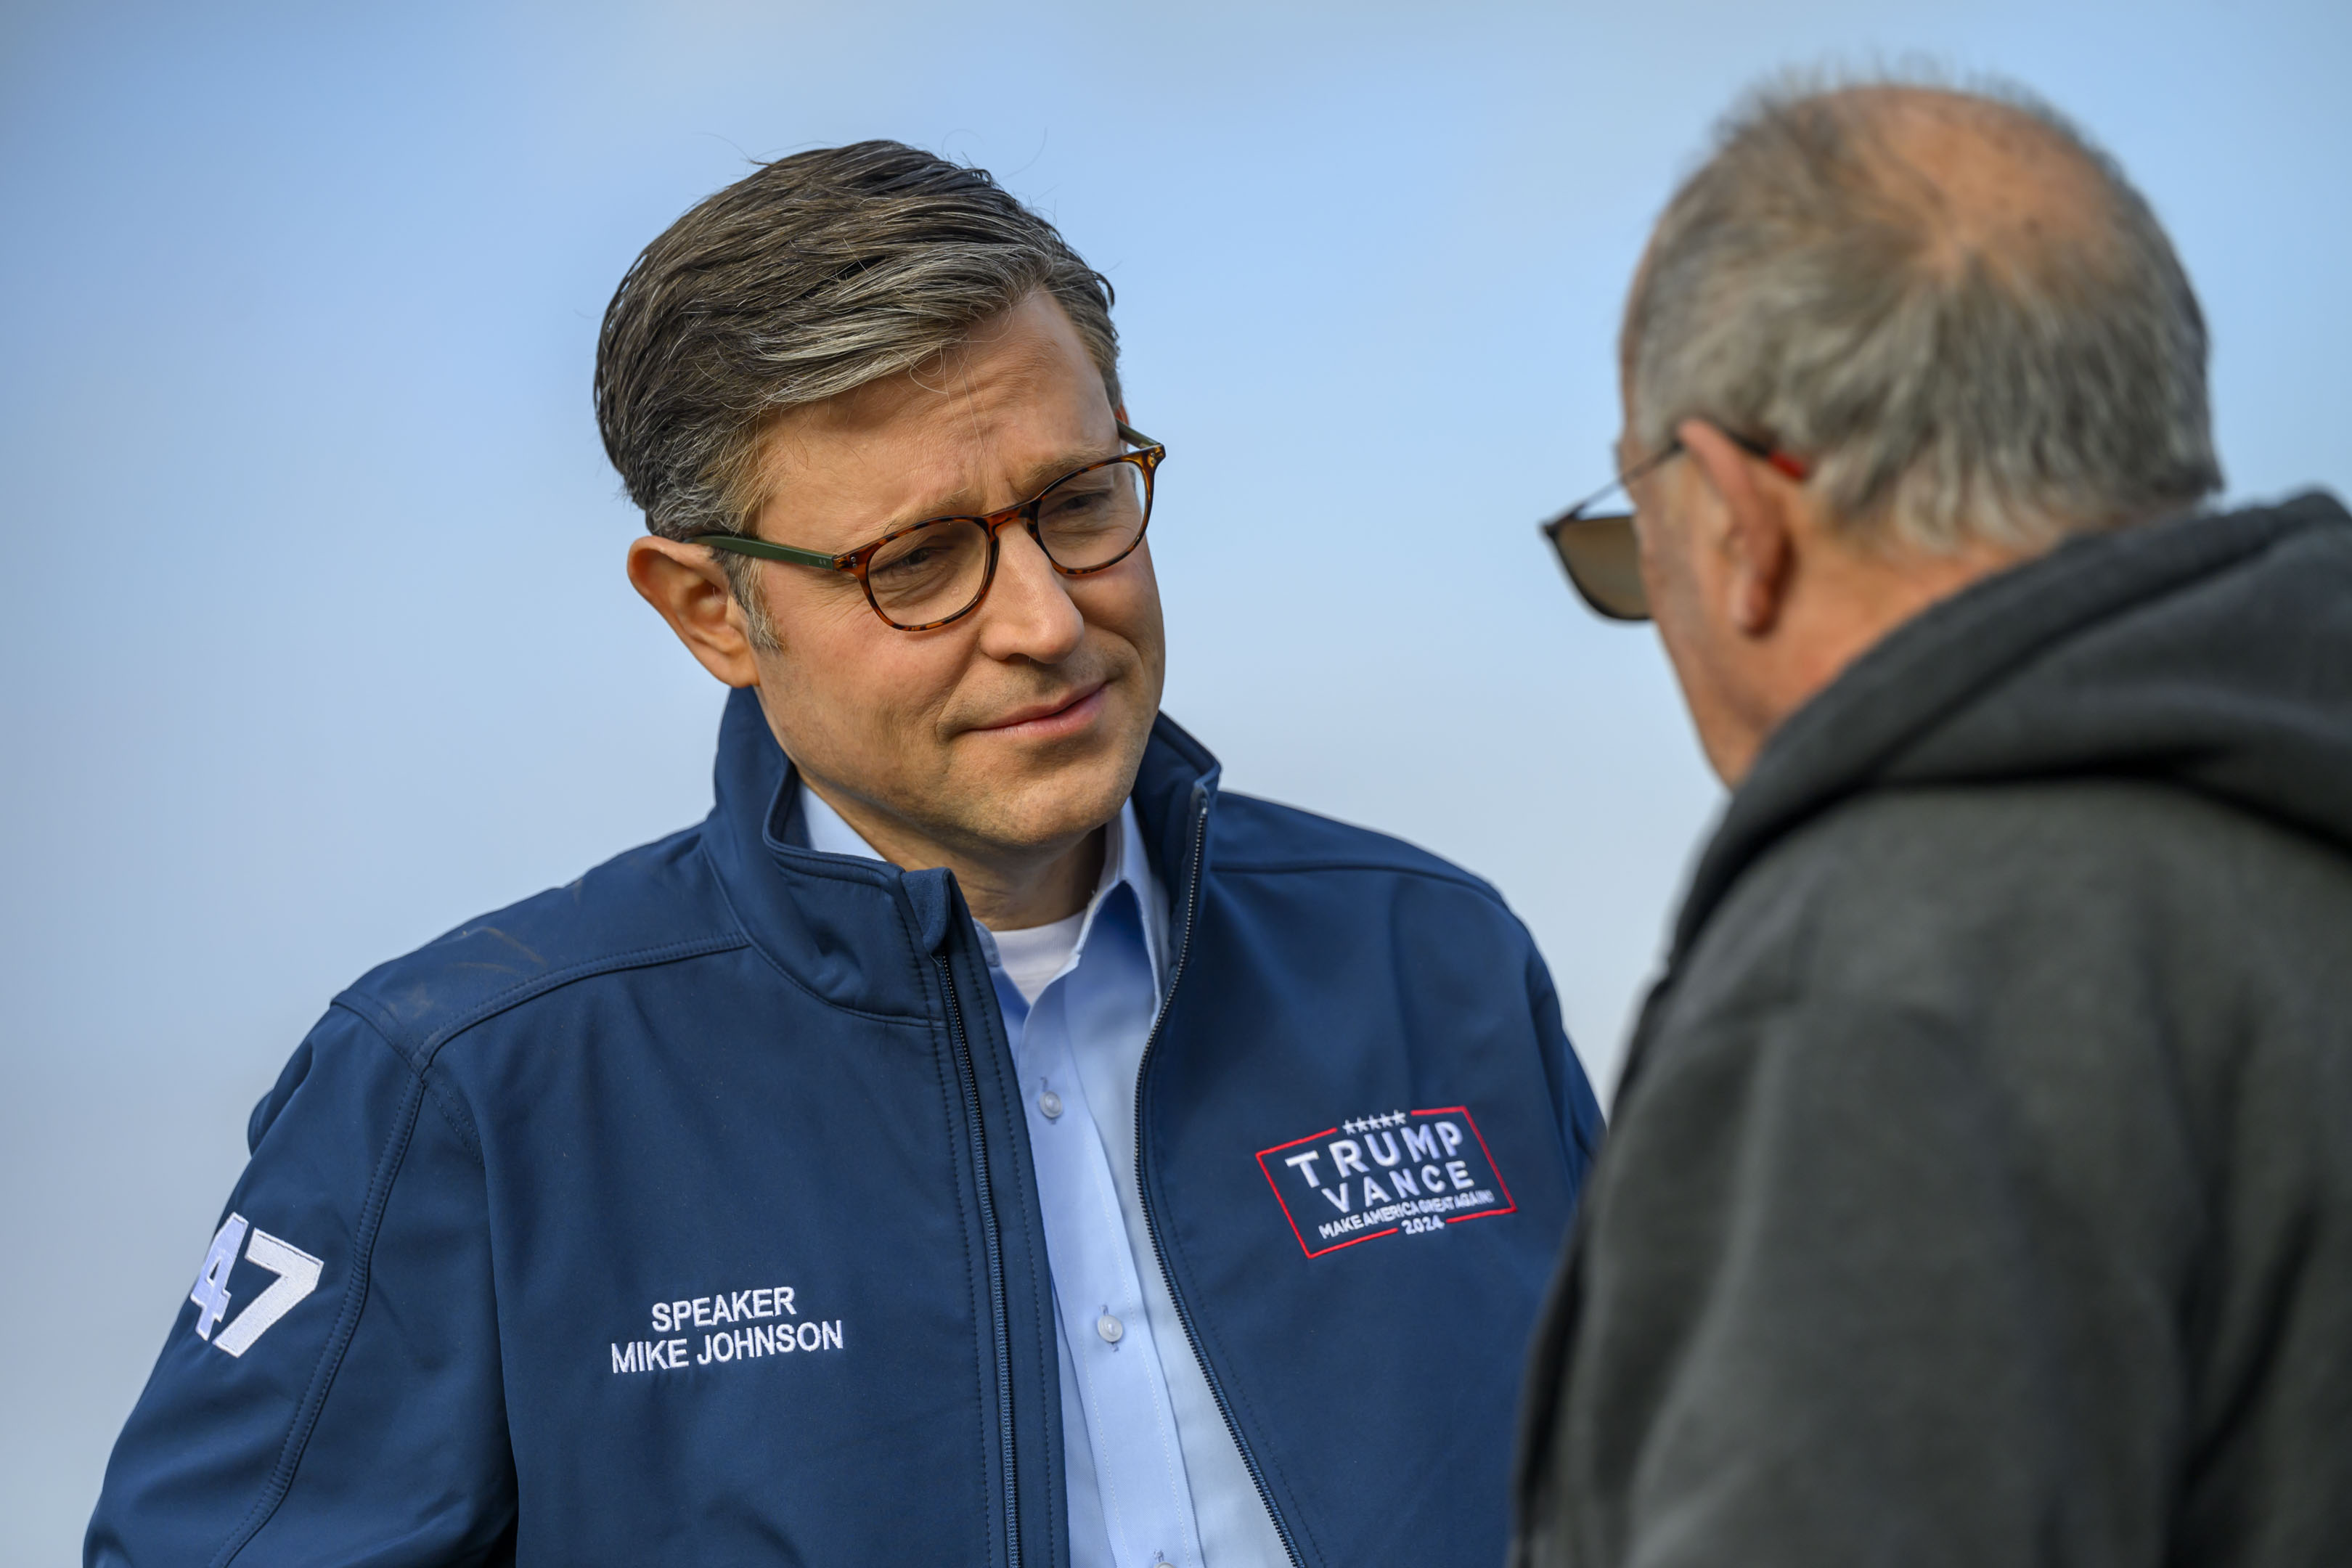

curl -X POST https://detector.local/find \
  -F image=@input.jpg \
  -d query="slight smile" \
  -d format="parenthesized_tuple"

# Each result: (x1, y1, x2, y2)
(974, 683, 1108, 740)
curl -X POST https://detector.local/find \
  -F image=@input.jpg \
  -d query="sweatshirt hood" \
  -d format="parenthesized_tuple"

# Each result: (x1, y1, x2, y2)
(1672, 489, 2352, 963)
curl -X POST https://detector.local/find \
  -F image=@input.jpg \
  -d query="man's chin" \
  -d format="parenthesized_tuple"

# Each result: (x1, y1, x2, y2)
(952, 748, 1144, 856)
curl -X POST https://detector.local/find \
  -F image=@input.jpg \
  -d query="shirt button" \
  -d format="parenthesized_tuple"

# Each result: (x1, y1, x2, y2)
(1095, 1313, 1124, 1344)
(1038, 1090, 1063, 1120)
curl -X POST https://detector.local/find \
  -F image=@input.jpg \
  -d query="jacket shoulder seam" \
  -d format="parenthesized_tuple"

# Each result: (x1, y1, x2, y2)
(344, 932, 754, 1071)
(1212, 856, 1506, 906)
(1213, 855, 1494, 889)
(419, 1065, 485, 1166)
(324, 997, 486, 1165)
(211, 1010, 436, 1567)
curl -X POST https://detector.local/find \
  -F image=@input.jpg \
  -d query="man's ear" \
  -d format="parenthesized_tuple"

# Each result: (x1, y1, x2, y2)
(1678, 419, 1794, 637)
(626, 535, 763, 688)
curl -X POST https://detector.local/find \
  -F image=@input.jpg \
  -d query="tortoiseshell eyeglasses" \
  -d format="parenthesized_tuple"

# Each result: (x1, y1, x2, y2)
(690, 424, 1165, 632)
(1538, 427, 1809, 622)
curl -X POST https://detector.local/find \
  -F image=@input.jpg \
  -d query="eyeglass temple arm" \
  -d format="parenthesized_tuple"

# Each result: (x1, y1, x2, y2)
(1543, 441, 1681, 528)
(1116, 420, 1159, 450)
(1720, 428, 1810, 480)
(1538, 425, 1808, 535)
(689, 534, 851, 570)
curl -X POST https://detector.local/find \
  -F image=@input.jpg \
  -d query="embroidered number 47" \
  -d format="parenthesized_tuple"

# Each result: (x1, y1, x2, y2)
(189, 1213, 324, 1358)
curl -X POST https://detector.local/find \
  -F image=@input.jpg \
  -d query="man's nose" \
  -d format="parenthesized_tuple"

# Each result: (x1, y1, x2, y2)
(975, 523, 1085, 663)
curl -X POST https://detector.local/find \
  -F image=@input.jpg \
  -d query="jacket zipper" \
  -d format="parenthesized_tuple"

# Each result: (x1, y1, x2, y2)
(936, 952, 1021, 1568)
(1133, 793, 1307, 1568)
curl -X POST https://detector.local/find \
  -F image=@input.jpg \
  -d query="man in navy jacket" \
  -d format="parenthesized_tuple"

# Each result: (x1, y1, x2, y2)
(89, 140, 1602, 1567)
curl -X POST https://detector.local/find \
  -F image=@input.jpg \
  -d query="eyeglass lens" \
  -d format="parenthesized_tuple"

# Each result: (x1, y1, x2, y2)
(863, 460, 1149, 626)
(1545, 513, 1649, 621)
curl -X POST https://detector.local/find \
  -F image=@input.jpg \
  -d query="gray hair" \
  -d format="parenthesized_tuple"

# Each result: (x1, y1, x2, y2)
(1625, 77, 2221, 552)
(595, 140, 1120, 639)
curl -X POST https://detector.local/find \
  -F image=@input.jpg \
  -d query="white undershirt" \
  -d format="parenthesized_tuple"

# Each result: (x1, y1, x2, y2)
(988, 911, 1088, 1005)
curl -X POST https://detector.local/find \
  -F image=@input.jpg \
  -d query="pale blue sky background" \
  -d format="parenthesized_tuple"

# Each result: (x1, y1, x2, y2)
(3, 0, 2345, 1556)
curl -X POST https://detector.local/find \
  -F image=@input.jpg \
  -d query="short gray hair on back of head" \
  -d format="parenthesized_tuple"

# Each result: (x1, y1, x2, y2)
(1625, 75, 2221, 553)
(595, 140, 1120, 641)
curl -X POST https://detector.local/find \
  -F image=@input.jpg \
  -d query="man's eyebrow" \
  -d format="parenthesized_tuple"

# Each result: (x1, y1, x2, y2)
(901, 444, 1122, 523)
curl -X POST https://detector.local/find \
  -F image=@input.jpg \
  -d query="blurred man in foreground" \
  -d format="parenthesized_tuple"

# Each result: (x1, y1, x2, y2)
(1516, 78, 2352, 1567)
(89, 143, 1603, 1566)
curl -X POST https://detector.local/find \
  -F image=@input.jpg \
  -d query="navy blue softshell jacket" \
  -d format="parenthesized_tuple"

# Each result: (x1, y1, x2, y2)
(89, 691, 1604, 1567)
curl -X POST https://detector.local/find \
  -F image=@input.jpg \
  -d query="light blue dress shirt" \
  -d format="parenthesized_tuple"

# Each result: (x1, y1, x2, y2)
(797, 785, 1287, 1568)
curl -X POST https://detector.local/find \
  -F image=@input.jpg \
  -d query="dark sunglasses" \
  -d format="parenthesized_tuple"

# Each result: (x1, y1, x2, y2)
(1538, 430, 1809, 621)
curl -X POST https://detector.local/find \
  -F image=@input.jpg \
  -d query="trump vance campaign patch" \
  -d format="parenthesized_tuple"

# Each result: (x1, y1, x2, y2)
(1257, 1106, 1515, 1258)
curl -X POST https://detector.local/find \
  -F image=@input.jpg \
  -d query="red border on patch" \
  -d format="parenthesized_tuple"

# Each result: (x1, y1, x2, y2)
(1256, 1108, 1514, 1259)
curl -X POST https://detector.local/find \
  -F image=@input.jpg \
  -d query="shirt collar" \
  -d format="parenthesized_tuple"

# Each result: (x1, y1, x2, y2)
(793, 781, 1167, 992)
(796, 781, 887, 862)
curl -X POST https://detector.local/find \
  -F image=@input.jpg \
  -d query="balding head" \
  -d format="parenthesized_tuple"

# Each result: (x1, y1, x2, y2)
(1623, 78, 2219, 552)
(1846, 87, 2111, 269)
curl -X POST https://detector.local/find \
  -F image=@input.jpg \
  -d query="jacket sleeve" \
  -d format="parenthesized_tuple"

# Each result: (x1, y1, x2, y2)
(86, 1003, 516, 1567)
(1525, 949, 1606, 1191)
(1541, 987, 2186, 1568)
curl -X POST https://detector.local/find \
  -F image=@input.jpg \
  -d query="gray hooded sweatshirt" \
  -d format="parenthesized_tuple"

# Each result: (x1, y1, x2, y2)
(1513, 492, 2352, 1568)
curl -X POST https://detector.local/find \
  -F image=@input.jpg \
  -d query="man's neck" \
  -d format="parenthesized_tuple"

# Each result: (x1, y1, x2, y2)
(1717, 534, 2035, 785)
(949, 829, 1106, 931)
(801, 779, 1107, 931)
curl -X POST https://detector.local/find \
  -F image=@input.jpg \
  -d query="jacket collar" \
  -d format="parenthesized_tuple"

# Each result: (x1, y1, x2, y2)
(698, 686, 1219, 1018)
